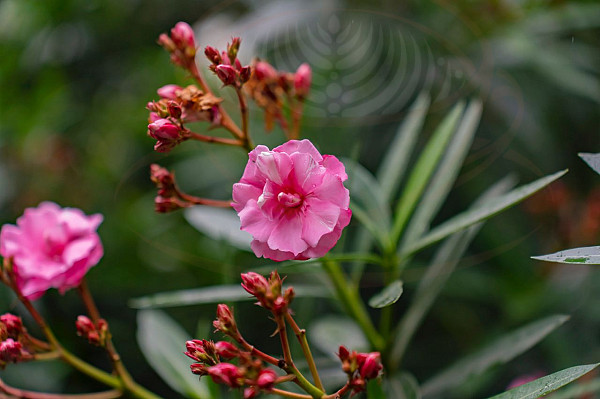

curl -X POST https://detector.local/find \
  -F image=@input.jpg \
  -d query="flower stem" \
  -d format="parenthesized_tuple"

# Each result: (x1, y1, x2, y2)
(284, 313, 324, 391)
(178, 193, 233, 208)
(235, 87, 253, 151)
(0, 378, 122, 399)
(77, 280, 164, 399)
(186, 131, 245, 147)
(270, 388, 313, 399)
(237, 336, 281, 366)
(322, 260, 385, 351)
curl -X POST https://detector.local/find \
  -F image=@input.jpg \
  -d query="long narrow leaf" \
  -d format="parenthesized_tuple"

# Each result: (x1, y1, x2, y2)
(532, 246, 600, 265)
(400, 99, 482, 250)
(130, 284, 330, 309)
(377, 92, 431, 202)
(579, 152, 600, 175)
(137, 310, 210, 399)
(390, 176, 515, 369)
(488, 363, 600, 399)
(401, 169, 568, 257)
(391, 102, 466, 244)
(421, 314, 570, 398)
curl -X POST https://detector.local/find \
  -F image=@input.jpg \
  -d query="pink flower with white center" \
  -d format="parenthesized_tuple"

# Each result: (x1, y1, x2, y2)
(232, 139, 351, 261)
(0, 202, 103, 300)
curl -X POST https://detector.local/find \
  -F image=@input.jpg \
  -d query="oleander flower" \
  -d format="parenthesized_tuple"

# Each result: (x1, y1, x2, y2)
(0, 202, 103, 300)
(232, 139, 351, 261)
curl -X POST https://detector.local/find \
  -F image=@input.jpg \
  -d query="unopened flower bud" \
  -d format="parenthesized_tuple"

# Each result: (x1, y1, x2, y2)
(240, 66, 252, 83)
(227, 37, 241, 62)
(240, 272, 269, 298)
(154, 196, 182, 213)
(205, 46, 221, 64)
(256, 368, 278, 390)
(0, 339, 23, 363)
(215, 64, 237, 86)
(157, 84, 182, 100)
(148, 119, 180, 140)
(294, 63, 312, 99)
(254, 61, 277, 80)
(207, 363, 243, 388)
(157, 33, 175, 52)
(76, 315, 95, 336)
(170, 22, 196, 50)
(243, 387, 259, 399)
(358, 352, 382, 379)
(215, 341, 238, 360)
(0, 314, 22, 338)
(213, 304, 239, 338)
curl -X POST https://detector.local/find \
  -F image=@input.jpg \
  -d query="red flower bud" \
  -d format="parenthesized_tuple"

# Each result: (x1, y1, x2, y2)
(0, 314, 22, 338)
(207, 363, 243, 388)
(157, 84, 182, 100)
(254, 61, 277, 80)
(148, 119, 180, 140)
(154, 196, 182, 213)
(167, 101, 182, 119)
(213, 304, 239, 338)
(190, 363, 208, 376)
(0, 339, 23, 363)
(294, 63, 312, 98)
(256, 368, 278, 390)
(76, 315, 95, 336)
(215, 64, 237, 86)
(243, 387, 259, 399)
(240, 66, 252, 83)
(358, 352, 382, 379)
(240, 272, 269, 298)
(157, 33, 175, 52)
(227, 37, 241, 61)
(205, 46, 221, 64)
(215, 341, 238, 360)
(170, 22, 195, 50)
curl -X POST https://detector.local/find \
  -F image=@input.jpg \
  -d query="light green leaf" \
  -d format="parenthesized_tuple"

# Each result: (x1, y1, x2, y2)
(548, 377, 600, 399)
(400, 99, 482, 250)
(137, 310, 210, 399)
(309, 316, 369, 360)
(401, 169, 568, 257)
(184, 206, 251, 251)
(377, 92, 431, 202)
(391, 101, 466, 243)
(421, 314, 569, 398)
(532, 246, 600, 265)
(130, 284, 330, 309)
(488, 363, 600, 399)
(391, 176, 515, 369)
(368, 280, 404, 308)
(579, 152, 600, 175)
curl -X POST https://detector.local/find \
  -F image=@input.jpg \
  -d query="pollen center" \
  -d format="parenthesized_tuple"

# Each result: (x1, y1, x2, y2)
(277, 192, 302, 208)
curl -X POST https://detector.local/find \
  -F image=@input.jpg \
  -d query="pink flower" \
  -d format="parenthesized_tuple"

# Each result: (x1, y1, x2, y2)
(0, 202, 103, 300)
(232, 139, 351, 261)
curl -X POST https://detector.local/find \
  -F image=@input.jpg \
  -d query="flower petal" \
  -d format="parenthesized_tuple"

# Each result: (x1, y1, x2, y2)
(301, 198, 341, 247)
(255, 151, 293, 185)
(267, 212, 308, 255)
(275, 139, 323, 162)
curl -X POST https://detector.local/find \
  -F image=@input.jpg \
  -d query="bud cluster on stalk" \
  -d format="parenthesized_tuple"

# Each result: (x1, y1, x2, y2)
(157, 22, 197, 68)
(0, 314, 34, 368)
(75, 315, 109, 347)
(337, 345, 384, 394)
(205, 38, 252, 88)
(241, 271, 294, 314)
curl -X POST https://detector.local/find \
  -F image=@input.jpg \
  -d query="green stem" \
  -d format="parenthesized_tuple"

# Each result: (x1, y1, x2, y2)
(322, 260, 385, 351)
(285, 313, 324, 392)
(271, 388, 312, 399)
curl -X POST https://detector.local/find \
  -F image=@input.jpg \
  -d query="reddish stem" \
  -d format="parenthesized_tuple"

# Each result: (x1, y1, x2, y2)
(178, 193, 232, 208)
(185, 131, 245, 147)
(0, 379, 121, 399)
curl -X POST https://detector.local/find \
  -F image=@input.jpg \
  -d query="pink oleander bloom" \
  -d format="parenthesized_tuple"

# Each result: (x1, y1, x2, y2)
(232, 139, 351, 261)
(0, 202, 103, 300)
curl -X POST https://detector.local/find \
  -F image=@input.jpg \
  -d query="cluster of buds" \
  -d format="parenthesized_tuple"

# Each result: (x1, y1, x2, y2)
(205, 38, 252, 88)
(241, 271, 294, 315)
(146, 85, 223, 152)
(244, 60, 311, 132)
(75, 316, 108, 347)
(0, 314, 33, 368)
(157, 22, 196, 68)
(185, 334, 280, 398)
(337, 346, 383, 394)
(150, 164, 190, 213)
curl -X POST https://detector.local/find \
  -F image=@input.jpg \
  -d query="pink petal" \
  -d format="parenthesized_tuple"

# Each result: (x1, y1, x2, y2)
(0, 224, 24, 257)
(267, 212, 308, 255)
(311, 173, 350, 208)
(255, 151, 292, 185)
(290, 152, 324, 194)
(275, 139, 323, 162)
(232, 183, 262, 211)
(62, 237, 98, 266)
(59, 208, 103, 237)
(250, 240, 295, 261)
(301, 208, 352, 259)
(238, 200, 277, 243)
(301, 198, 341, 247)
(322, 155, 348, 181)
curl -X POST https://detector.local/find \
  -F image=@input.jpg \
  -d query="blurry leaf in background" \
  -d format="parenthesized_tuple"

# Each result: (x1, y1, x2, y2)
(531, 246, 600, 265)
(308, 316, 369, 360)
(137, 310, 210, 399)
(421, 314, 569, 398)
(369, 279, 403, 309)
(184, 206, 251, 251)
(488, 363, 600, 399)
(579, 153, 600, 175)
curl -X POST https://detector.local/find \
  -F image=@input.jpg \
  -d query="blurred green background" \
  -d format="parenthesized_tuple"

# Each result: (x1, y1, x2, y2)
(0, 0, 598, 397)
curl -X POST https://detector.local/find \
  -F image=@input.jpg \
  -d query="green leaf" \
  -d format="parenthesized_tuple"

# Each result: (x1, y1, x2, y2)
(401, 169, 568, 257)
(344, 159, 392, 247)
(532, 246, 600, 265)
(391, 101, 466, 243)
(377, 92, 431, 202)
(137, 310, 210, 399)
(547, 377, 600, 399)
(400, 99, 482, 250)
(130, 284, 330, 309)
(488, 363, 600, 399)
(421, 314, 570, 398)
(391, 176, 516, 369)
(368, 280, 404, 308)
(579, 152, 600, 175)
(184, 206, 251, 251)
(309, 316, 369, 360)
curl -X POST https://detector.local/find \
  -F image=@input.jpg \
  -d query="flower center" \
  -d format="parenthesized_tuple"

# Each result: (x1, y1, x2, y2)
(277, 192, 302, 208)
